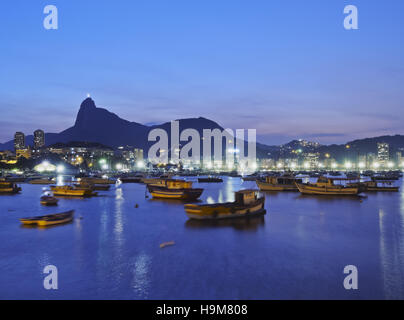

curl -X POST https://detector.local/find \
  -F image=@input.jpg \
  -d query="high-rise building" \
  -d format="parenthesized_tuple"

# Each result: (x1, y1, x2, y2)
(14, 132, 25, 150)
(377, 142, 389, 165)
(34, 129, 45, 149)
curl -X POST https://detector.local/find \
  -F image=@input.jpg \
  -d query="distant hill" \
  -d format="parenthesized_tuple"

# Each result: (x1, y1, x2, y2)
(0, 98, 271, 157)
(1, 98, 404, 161)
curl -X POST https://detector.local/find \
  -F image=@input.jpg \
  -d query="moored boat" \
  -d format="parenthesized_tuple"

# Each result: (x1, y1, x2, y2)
(295, 176, 360, 195)
(40, 195, 59, 206)
(50, 185, 97, 197)
(147, 179, 203, 200)
(256, 175, 302, 191)
(185, 189, 266, 220)
(0, 181, 21, 194)
(20, 210, 74, 226)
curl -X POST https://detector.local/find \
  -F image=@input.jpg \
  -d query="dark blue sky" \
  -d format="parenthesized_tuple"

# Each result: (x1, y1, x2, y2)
(1, 0, 403, 145)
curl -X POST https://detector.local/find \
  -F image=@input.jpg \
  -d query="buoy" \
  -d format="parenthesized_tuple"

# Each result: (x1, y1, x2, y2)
(135, 204, 139, 208)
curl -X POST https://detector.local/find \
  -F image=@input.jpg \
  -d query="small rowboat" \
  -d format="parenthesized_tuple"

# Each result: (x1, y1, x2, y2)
(20, 210, 74, 226)
(40, 195, 59, 206)
(20, 210, 74, 227)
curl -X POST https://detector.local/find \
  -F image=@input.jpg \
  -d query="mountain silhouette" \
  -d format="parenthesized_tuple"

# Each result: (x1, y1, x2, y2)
(2, 97, 404, 161)
(0, 98, 270, 156)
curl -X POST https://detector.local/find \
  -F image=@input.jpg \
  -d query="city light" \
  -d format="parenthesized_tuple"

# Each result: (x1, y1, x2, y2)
(387, 162, 394, 168)
(227, 148, 240, 154)
(101, 164, 109, 170)
(34, 161, 56, 172)
(56, 165, 65, 173)
(331, 163, 337, 169)
(358, 162, 365, 169)
(345, 162, 352, 169)
(136, 160, 145, 168)
(373, 162, 380, 169)
(304, 162, 310, 169)
(115, 163, 123, 170)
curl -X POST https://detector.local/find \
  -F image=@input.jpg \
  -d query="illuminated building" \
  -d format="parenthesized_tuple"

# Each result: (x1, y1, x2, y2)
(14, 132, 25, 150)
(34, 129, 45, 149)
(377, 142, 389, 166)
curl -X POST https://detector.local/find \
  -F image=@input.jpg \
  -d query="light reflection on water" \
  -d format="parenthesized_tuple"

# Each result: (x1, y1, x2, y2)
(0, 176, 404, 299)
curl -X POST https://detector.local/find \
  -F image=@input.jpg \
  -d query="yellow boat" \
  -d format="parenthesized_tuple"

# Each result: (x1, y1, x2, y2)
(296, 176, 360, 195)
(20, 210, 74, 226)
(256, 175, 302, 191)
(0, 181, 21, 194)
(50, 185, 97, 197)
(147, 179, 203, 200)
(185, 189, 266, 220)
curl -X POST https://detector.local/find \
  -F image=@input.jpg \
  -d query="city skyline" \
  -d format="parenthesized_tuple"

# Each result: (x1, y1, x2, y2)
(1, 1, 404, 145)
(3, 97, 404, 152)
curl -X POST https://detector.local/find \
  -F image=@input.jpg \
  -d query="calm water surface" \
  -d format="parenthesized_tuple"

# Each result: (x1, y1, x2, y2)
(1, 176, 404, 299)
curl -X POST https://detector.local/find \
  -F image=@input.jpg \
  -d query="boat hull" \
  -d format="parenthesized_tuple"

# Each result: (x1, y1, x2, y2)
(296, 183, 359, 195)
(20, 210, 74, 226)
(51, 186, 97, 197)
(185, 198, 266, 220)
(256, 180, 298, 191)
(148, 186, 203, 200)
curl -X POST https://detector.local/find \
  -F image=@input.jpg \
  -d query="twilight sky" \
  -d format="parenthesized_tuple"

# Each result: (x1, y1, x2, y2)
(1, 0, 403, 145)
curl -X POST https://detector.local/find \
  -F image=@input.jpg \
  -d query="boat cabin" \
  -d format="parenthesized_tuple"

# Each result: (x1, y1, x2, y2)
(164, 179, 193, 189)
(235, 190, 260, 205)
(315, 177, 335, 186)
